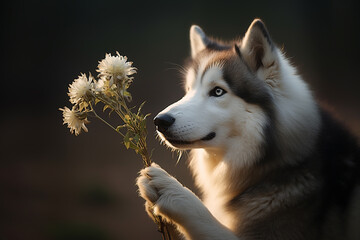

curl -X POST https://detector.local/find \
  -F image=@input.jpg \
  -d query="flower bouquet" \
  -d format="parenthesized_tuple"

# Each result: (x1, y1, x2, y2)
(59, 52, 171, 239)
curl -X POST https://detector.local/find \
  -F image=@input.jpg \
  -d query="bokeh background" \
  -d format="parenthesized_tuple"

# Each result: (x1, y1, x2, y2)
(1, 0, 359, 239)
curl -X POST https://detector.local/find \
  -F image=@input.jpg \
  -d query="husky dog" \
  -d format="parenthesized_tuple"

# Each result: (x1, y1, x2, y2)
(137, 19, 360, 240)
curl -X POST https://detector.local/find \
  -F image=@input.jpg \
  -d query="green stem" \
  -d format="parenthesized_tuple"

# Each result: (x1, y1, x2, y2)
(89, 103, 125, 138)
(139, 138, 152, 167)
(90, 97, 170, 239)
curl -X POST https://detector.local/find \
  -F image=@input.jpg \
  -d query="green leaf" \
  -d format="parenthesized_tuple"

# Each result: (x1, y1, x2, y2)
(94, 98, 101, 105)
(123, 90, 132, 101)
(103, 105, 111, 112)
(124, 141, 130, 149)
(123, 131, 131, 149)
(124, 115, 131, 122)
(143, 113, 151, 120)
(137, 101, 146, 115)
(116, 125, 126, 132)
(123, 90, 131, 97)
(129, 141, 138, 150)
(133, 134, 140, 144)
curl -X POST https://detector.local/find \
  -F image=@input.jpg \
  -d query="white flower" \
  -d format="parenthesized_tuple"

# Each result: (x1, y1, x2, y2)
(59, 107, 89, 136)
(94, 78, 106, 93)
(97, 52, 136, 84)
(68, 73, 94, 105)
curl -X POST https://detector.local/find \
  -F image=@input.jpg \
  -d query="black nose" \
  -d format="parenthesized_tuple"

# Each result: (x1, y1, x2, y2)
(154, 114, 175, 133)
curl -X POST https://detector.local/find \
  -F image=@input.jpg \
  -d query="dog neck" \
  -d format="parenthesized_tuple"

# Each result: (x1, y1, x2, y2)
(188, 147, 263, 230)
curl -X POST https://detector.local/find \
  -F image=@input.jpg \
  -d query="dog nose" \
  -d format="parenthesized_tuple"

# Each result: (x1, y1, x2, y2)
(154, 114, 175, 133)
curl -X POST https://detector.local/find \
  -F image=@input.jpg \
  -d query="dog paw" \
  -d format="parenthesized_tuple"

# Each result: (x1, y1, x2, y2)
(137, 163, 194, 222)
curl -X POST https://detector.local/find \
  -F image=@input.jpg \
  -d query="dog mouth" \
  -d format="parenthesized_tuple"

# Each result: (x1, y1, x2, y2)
(162, 132, 216, 146)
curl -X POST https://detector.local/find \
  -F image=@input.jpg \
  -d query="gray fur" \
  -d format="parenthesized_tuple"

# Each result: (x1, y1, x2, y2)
(138, 19, 360, 240)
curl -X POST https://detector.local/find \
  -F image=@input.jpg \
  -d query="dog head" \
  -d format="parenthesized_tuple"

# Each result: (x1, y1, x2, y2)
(154, 19, 319, 163)
(155, 19, 276, 152)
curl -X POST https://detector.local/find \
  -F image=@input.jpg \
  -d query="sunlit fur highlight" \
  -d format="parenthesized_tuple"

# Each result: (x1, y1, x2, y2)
(137, 19, 360, 240)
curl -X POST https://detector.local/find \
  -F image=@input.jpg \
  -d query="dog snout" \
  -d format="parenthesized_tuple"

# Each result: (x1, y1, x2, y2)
(154, 114, 176, 133)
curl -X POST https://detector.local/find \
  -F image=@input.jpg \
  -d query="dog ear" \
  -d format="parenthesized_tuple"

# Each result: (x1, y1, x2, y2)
(241, 19, 277, 73)
(190, 25, 210, 58)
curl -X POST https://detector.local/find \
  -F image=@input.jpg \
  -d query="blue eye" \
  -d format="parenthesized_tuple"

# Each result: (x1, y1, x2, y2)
(209, 87, 227, 97)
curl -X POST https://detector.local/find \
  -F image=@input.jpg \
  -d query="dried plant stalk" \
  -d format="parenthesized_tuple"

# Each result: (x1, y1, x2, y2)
(60, 52, 171, 240)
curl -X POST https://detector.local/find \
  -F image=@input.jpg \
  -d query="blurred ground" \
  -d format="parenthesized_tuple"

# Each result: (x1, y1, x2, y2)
(1, 0, 359, 239)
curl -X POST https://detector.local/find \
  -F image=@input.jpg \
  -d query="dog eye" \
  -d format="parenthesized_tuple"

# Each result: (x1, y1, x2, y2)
(209, 87, 227, 97)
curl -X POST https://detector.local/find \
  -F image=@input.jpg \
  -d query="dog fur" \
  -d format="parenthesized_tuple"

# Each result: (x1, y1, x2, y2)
(137, 19, 360, 240)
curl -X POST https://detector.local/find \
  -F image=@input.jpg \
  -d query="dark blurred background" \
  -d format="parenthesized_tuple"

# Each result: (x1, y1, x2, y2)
(1, 0, 359, 239)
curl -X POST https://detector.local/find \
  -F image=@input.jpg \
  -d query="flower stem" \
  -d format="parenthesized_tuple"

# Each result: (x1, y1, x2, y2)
(90, 97, 171, 239)
(90, 103, 125, 138)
